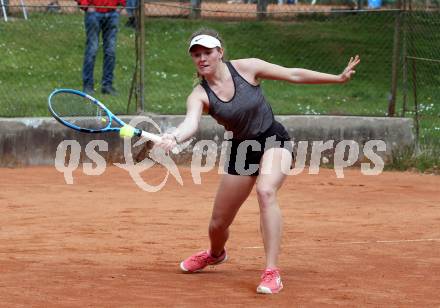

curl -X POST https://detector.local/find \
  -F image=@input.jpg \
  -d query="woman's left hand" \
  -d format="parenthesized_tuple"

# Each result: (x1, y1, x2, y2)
(339, 55, 360, 83)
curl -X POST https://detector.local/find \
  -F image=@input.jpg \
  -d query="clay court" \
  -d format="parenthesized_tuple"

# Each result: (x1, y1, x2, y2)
(1, 166, 439, 306)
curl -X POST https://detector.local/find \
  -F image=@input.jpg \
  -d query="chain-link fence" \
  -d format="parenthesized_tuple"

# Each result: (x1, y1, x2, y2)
(142, 0, 355, 19)
(0, 2, 438, 142)
(1, 1, 138, 116)
(142, 10, 402, 116)
(402, 8, 440, 163)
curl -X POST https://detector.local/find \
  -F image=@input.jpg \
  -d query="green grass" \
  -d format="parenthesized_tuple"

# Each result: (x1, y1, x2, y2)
(0, 11, 410, 117)
(0, 12, 439, 171)
(142, 14, 401, 116)
(385, 139, 440, 174)
(1, 12, 435, 117)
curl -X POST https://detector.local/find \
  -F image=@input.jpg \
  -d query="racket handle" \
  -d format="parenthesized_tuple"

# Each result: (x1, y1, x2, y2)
(139, 129, 179, 154)
(140, 130, 162, 143)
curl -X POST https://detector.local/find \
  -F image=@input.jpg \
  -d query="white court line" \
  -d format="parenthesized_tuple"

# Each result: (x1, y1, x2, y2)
(339, 238, 440, 245)
(243, 238, 440, 249)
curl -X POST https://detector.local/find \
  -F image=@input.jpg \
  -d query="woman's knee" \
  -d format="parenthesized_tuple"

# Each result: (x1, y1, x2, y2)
(256, 184, 277, 206)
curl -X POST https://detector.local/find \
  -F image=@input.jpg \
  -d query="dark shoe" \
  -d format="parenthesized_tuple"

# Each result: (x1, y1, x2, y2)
(125, 17, 136, 29)
(83, 86, 94, 94)
(101, 86, 117, 95)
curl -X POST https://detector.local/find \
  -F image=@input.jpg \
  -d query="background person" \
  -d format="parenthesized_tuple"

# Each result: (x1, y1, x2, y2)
(77, 0, 125, 95)
(125, 0, 137, 29)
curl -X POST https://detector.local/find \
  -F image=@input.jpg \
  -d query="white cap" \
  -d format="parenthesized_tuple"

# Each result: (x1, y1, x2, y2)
(188, 35, 222, 52)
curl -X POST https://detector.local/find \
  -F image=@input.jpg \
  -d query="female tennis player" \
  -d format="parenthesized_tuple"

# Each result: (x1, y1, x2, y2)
(156, 28, 360, 294)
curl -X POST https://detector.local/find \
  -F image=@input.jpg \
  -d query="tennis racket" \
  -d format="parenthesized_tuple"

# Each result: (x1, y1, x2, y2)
(48, 88, 162, 143)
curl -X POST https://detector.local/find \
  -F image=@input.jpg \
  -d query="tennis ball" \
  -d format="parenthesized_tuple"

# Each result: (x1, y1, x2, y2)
(101, 117, 107, 123)
(119, 125, 135, 138)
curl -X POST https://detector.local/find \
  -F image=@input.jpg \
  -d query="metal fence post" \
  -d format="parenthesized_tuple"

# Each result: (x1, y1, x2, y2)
(401, 1, 408, 117)
(191, 0, 201, 19)
(388, 3, 402, 117)
(257, 0, 268, 20)
(138, 0, 145, 113)
(411, 58, 419, 148)
(1, 0, 8, 22)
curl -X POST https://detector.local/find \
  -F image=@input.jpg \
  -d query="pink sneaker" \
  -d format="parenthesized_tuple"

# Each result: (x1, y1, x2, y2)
(257, 268, 283, 294)
(180, 250, 227, 273)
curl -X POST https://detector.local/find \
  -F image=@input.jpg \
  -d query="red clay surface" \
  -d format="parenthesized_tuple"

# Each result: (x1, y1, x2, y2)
(1, 166, 439, 307)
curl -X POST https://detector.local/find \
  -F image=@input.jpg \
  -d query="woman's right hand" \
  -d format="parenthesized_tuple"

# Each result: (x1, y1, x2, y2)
(155, 133, 178, 153)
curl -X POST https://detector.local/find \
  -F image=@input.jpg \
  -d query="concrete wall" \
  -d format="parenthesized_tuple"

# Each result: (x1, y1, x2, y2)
(0, 116, 415, 167)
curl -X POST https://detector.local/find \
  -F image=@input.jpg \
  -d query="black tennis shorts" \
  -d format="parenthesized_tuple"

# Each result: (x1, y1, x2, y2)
(225, 121, 293, 176)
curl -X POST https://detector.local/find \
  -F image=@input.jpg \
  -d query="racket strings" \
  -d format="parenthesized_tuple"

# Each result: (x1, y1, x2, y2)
(50, 93, 110, 130)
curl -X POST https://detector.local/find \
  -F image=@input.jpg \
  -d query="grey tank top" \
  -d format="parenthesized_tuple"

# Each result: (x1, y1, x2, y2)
(201, 61, 274, 140)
